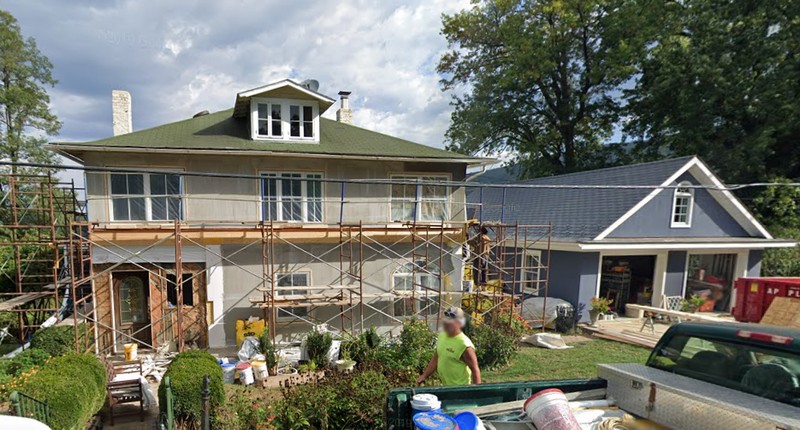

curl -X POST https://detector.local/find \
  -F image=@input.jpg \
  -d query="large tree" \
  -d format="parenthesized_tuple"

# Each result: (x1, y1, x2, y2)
(439, 0, 665, 177)
(0, 9, 60, 174)
(624, 0, 800, 184)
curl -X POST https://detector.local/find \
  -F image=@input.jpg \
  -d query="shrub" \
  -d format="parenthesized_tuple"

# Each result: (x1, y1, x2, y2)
(21, 354, 106, 430)
(215, 385, 274, 430)
(159, 350, 224, 425)
(4, 348, 50, 377)
(305, 330, 333, 369)
(465, 320, 519, 370)
(258, 333, 279, 372)
(30, 324, 88, 357)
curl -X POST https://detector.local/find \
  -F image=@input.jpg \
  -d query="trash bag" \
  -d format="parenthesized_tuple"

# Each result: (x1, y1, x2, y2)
(237, 336, 261, 362)
(521, 333, 573, 350)
(520, 297, 574, 328)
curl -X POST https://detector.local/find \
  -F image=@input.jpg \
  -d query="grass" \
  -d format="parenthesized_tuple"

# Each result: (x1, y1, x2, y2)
(482, 337, 651, 383)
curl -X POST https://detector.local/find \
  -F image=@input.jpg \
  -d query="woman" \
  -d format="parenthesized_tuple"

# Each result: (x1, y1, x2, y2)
(416, 307, 481, 386)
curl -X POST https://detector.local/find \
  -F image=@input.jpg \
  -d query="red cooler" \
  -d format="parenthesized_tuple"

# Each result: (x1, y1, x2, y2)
(733, 277, 800, 322)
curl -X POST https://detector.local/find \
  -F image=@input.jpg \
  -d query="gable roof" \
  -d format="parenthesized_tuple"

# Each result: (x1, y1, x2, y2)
(470, 156, 772, 241)
(232, 79, 336, 117)
(51, 108, 486, 164)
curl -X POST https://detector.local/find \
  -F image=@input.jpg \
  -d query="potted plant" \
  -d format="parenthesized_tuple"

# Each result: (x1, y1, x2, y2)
(335, 348, 357, 372)
(589, 297, 612, 326)
(259, 332, 280, 376)
(680, 295, 707, 313)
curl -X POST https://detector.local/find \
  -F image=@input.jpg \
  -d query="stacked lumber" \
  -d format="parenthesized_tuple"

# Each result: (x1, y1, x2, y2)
(583, 325, 659, 348)
(760, 297, 800, 328)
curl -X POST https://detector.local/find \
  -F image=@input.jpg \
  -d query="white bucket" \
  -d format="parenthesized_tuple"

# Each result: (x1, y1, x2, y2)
(410, 393, 441, 414)
(221, 364, 236, 384)
(236, 362, 255, 385)
(523, 389, 581, 430)
(252, 360, 269, 381)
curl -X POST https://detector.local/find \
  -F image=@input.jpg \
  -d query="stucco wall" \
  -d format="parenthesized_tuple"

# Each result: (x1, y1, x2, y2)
(608, 172, 750, 238)
(545, 250, 600, 321)
(81, 152, 468, 225)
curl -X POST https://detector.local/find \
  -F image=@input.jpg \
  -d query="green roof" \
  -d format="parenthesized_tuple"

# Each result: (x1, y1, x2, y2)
(52, 108, 479, 162)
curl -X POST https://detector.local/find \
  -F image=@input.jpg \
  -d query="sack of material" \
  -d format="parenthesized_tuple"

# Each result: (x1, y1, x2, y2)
(521, 333, 573, 350)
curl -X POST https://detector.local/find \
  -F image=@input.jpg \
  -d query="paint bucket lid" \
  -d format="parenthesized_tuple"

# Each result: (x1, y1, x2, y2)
(221, 363, 235, 369)
(235, 362, 252, 370)
(412, 412, 458, 430)
(454, 411, 480, 430)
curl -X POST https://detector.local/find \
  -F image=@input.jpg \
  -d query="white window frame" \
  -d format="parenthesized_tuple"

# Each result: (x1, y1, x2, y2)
(260, 172, 324, 222)
(671, 181, 694, 228)
(390, 174, 450, 222)
(275, 272, 310, 321)
(392, 260, 439, 317)
(108, 171, 184, 222)
(520, 249, 542, 295)
(250, 97, 320, 142)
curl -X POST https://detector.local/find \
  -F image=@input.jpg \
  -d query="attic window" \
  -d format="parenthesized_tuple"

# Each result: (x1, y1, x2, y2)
(251, 98, 318, 141)
(671, 181, 694, 228)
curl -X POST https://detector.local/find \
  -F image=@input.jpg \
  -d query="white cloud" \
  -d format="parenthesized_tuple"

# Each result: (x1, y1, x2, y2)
(5, 0, 471, 150)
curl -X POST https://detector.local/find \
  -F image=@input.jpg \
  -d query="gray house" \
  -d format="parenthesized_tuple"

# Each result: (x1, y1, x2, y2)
(473, 156, 795, 319)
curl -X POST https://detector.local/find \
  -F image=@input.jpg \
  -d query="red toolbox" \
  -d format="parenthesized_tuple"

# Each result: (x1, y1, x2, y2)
(733, 277, 800, 322)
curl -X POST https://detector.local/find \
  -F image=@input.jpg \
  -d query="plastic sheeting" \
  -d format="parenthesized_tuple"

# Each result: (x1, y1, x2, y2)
(521, 297, 573, 328)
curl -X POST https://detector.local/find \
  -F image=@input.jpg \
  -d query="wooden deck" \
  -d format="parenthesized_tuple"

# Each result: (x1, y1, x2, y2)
(583, 313, 736, 348)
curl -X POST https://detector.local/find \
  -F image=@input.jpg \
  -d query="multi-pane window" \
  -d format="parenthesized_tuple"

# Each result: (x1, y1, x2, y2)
(390, 175, 449, 222)
(393, 260, 439, 317)
(118, 276, 146, 324)
(110, 173, 182, 221)
(671, 181, 694, 227)
(520, 250, 542, 295)
(262, 172, 323, 222)
(254, 101, 316, 140)
(276, 273, 309, 320)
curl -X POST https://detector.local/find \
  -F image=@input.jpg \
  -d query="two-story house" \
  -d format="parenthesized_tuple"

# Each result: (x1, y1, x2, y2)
(52, 80, 489, 352)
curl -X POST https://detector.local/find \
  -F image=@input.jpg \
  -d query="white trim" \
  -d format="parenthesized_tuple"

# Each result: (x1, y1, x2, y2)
(652, 252, 669, 307)
(274, 271, 311, 321)
(594, 157, 774, 240)
(237, 80, 335, 103)
(259, 171, 324, 223)
(579, 242, 795, 251)
(389, 174, 451, 222)
(107, 170, 184, 222)
(594, 158, 696, 240)
(520, 249, 543, 295)
(250, 97, 320, 142)
(670, 181, 694, 228)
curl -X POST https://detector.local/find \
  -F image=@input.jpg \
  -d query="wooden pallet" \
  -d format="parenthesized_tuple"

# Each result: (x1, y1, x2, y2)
(760, 297, 800, 328)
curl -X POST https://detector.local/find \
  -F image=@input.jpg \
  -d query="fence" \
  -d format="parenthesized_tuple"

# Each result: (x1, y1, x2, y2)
(10, 390, 51, 426)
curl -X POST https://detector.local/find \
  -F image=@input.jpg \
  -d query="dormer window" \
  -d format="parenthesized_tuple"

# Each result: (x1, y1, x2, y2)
(251, 98, 318, 141)
(671, 181, 694, 228)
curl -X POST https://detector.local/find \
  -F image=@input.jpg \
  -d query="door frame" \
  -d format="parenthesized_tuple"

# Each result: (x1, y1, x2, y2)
(111, 270, 152, 351)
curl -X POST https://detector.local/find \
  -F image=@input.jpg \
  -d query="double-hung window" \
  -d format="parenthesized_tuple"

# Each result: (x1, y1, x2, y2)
(262, 172, 323, 222)
(671, 181, 694, 228)
(252, 99, 318, 141)
(390, 175, 449, 222)
(110, 172, 183, 221)
(392, 260, 439, 317)
(276, 273, 309, 320)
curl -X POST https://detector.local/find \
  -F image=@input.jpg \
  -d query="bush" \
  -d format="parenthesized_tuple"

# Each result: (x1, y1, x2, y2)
(30, 324, 88, 357)
(159, 350, 224, 425)
(21, 354, 106, 430)
(465, 318, 520, 370)
(305, 330, 333, 369)
(3, 348, 50, 377)
(215, 385, 274, 430)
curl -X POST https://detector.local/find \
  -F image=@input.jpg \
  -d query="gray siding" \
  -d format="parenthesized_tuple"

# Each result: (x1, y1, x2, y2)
(608, 172, 750, 238)
(545, 250, 600, 321)
(665, 251, 687, 297)
(747, 249, 763, 277)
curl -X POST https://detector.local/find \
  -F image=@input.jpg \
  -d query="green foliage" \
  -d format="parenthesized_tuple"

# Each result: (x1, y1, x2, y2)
(215, 385, 274, 430)
(625, 1, 800, 184)
(762, 227, 800, 276)
(258, 333, 280, 371)
(465, 320, 519, 371)
(439, 0, 665, 177)
(158, 350, 224, 425)
(21, 354, 106, 430)
(0, 9, 61, 173)
(305, 330, 333, 369)
(680, 295, 707, 313)
(340, 326, 381, 364)
(30, 324, 86, 357)
(3, 348, 49, 376)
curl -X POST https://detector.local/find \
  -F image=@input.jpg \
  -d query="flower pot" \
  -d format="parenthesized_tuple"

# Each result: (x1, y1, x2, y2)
(335, 359, 357, 372)
(589, 310, 601, 326)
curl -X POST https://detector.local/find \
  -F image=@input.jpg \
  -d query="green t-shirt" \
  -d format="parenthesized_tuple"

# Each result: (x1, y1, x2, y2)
(436, 331, 475, 386)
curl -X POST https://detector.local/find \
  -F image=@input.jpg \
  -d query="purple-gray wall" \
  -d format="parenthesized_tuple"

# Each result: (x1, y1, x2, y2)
(545, 250, 600, 321)
(747, 249, 763, 277)
(665, 251, 687, 297)
(608, 172, 751, 238)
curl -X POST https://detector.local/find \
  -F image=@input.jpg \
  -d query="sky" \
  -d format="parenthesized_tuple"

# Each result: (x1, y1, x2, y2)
(4, 0, 472, 152)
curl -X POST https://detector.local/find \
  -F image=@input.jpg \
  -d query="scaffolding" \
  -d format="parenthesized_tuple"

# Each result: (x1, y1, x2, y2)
(1, 169, 554, 355)
(0, 172, 86, 343)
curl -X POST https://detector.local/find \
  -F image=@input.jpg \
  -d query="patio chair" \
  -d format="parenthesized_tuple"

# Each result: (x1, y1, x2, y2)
(105, 359, 144, 426)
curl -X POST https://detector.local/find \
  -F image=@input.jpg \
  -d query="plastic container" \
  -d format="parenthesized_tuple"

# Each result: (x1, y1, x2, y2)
(412, 411, 459, 430)
(733, 277, 800, 322)
(252, 360, 268, 381)
(123, 343, 138, 361)
(221, 363, 236, 384)
(236, 362, 254, 385)
(523, 389, 581, 430)
(411, 393, 442, 415)
(454, 411, 484, 430)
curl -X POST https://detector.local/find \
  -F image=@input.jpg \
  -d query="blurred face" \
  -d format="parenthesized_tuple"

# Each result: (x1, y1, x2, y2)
(443, 319, 461, 336)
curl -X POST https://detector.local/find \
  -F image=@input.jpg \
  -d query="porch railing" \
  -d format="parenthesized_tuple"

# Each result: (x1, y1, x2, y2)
(10, 390, 51, 426)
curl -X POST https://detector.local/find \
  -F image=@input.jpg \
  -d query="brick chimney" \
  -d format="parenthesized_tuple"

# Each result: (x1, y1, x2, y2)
(336, 91, 352, 124)
(112, 90, 132, 136)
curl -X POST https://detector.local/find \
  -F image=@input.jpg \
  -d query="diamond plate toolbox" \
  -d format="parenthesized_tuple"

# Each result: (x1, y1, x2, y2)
(598, 363, 800, 430)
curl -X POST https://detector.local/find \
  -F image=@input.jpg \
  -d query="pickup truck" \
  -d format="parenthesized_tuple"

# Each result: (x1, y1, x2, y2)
(386, 322, 800, 430)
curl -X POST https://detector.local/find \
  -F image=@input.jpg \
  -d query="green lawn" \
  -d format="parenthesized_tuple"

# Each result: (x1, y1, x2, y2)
(483, 338, 651, 383)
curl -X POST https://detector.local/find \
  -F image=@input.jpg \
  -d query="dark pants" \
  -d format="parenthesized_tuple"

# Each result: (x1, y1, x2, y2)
(473, 255, 488, 285)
